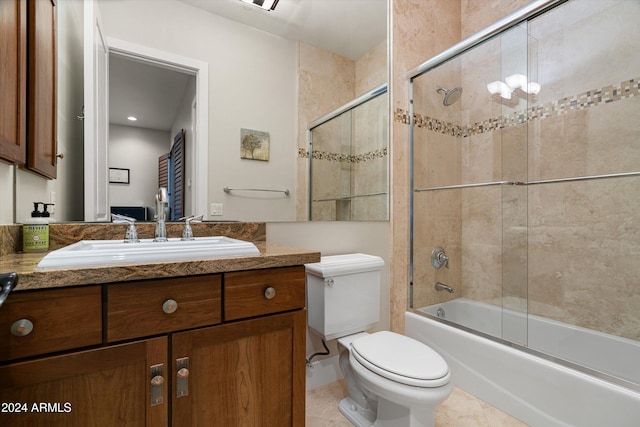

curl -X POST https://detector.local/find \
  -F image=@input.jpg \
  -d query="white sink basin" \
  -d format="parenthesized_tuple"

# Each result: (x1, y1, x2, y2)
(35, 236, 260, 270)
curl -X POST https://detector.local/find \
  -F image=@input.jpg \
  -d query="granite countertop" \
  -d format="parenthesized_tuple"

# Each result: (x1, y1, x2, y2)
(0, 222, 320, 291)
(1, 242, 320, 291)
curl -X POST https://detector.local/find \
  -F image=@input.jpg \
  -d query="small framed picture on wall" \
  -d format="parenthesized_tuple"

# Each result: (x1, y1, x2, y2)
(109, 167, 130, 184)
(240, 128, 270, 161)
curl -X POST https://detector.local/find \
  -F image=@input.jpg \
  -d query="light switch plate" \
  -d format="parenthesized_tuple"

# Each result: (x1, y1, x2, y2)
(210, 203, 223, 216)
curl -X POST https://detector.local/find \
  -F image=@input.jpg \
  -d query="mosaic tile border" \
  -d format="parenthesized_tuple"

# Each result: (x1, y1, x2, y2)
(396, 77, 639, 137)
(298, 147, 388, 163)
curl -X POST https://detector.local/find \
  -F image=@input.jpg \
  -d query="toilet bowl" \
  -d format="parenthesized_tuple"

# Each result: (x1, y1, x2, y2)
(337, 331, 452, 427)
(305, 254, 451, 427)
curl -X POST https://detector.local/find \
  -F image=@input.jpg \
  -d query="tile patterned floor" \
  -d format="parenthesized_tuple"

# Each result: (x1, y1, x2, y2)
(306, 380, 529, 427)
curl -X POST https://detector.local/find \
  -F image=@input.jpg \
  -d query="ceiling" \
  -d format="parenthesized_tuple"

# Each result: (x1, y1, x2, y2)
(109, 0, 387, 132)
(178, 0, 387, 61)
(109, 55, 193, 130)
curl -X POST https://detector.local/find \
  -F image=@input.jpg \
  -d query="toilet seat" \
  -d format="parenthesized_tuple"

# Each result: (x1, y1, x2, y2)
(351, 331, 450, 388)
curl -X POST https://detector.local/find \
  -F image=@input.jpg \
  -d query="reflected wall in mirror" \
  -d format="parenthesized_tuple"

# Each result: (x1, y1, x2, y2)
(7, 0, 388, 223)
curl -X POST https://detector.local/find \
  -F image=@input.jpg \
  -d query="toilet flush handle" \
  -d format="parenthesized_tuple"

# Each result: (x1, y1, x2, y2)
(324, 278, 334, 287)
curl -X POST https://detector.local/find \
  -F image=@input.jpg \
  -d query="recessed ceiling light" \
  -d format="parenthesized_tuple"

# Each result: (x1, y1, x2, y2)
(239, 0, 279, 11)
(127, 116, 138, 121)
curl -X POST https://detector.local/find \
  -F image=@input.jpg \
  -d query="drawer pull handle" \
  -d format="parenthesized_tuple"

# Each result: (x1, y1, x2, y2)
(163, 299, 178, 314)
(11, 319, 34, 337)
(176, 357, 189, 398)
(150, 364, 165, 406)
(264, 287, 276, 300)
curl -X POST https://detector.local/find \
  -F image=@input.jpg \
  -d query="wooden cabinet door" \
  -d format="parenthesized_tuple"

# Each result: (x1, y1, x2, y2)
(26, 0, 57, 178)
(172, 310, 306, 427)
(0, 0, 27, 164)
(0, 337, 168, 427)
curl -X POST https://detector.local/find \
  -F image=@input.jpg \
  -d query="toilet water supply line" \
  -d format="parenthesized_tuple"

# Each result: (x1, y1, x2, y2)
(306, 339, 331, 368)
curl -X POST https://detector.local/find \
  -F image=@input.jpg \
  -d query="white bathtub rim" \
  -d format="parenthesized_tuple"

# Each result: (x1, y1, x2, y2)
(417, 298, 640, 392)
(406, 311, 640, 427)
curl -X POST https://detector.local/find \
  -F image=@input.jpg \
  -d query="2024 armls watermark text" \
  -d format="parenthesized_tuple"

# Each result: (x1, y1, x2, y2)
(1, 402, 72, 413)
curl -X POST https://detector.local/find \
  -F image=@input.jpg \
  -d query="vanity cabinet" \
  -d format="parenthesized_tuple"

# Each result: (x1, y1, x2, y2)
(172, 267, 306, 426)
(0, 0, 57, 178)
(172, 310, 305, 426)
(0, 286, 102, 362)
(0, 337, 168, 427)
(0, 266, 306, 426)
(106, 275, 222, 342)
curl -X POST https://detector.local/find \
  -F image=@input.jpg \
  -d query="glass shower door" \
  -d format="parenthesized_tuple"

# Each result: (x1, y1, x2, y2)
(409, 24, 532, 346)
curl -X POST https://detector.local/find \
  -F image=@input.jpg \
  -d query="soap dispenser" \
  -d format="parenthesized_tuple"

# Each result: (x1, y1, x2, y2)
(22, 202, 50, 252)
(42, 203, 55, 218)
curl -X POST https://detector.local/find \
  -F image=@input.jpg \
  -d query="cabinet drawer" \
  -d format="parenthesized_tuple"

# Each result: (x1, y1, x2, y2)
(107, 275, 221, 342)
(0, 286, 102, 362)
(224, 266, 305, 321)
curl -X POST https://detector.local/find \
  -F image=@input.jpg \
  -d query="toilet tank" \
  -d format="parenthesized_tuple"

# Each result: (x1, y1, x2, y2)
(305, 253, 384, 341)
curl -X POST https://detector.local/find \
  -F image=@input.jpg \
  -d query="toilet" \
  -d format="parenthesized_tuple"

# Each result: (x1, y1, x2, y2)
(305, 254, 452, 427)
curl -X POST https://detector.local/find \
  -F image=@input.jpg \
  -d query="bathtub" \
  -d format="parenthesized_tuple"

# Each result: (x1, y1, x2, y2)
(406, 298, 640, 427)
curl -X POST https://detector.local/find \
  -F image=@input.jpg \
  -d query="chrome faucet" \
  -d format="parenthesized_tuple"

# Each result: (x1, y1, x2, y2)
(111, 213, 140, 243)
(180, 214, 203, 241)
(435, 282, 455, 293)
(154, 187, 169, 242)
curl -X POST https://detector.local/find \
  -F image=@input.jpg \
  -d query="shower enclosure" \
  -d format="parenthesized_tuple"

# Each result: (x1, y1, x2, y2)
(409, 0, 639, 390)
(309, 84, 389, 221)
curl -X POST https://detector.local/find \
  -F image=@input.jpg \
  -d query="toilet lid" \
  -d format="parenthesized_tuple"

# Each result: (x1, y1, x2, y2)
(351, 331, 450, 388)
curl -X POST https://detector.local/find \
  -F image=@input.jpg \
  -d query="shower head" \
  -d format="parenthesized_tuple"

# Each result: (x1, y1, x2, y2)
(436, 86, 463, 106)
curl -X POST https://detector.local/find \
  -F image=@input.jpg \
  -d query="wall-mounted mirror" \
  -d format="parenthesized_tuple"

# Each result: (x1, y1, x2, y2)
(12, 0, 388, 223)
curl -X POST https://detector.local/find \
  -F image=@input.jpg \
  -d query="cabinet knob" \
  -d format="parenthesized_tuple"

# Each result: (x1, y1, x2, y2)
(264, 287, 276, 300)
(177, 367, 190, 379)
(163, 299, 178, 314)
(150, 375, 165, 386)
(11, 319, 34, 337)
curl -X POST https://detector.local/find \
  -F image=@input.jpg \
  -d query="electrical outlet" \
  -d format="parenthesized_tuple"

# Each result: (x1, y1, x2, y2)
(210, 203, 223, 216)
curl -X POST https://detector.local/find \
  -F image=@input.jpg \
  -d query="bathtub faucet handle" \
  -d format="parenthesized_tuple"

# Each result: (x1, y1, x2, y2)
(431, 246, 449, 269)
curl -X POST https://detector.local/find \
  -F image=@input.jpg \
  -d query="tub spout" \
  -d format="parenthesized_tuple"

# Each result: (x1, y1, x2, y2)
(435, 282, 455, 293)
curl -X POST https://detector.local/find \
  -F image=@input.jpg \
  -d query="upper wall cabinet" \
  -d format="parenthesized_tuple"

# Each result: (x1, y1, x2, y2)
(27, 0, 58, 179)
(0, 0, 57, 179)
(0, 0, 27, 165)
